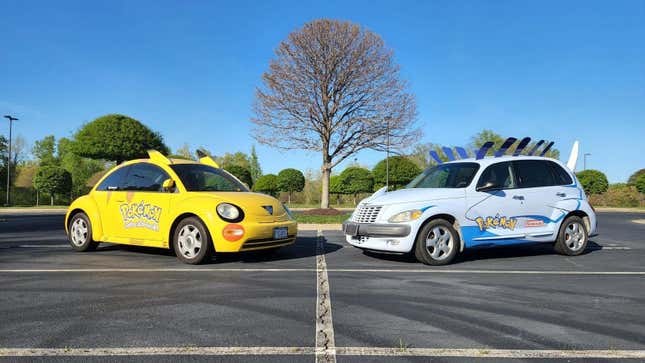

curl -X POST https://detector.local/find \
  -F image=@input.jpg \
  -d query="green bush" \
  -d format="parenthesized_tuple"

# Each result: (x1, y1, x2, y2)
(634, 173, 645, 194)
(372, 156, 421, 190)
(253, 174, 279, 197)
(588, 184, 644, 208)
(225, 165, 253, 188)
(576, 169, 609, 195)
(627, 169, 645, 185)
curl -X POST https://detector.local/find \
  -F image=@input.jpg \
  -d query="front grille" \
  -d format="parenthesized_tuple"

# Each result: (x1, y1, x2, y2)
(352, 205, 382, 223)
(240, 236, 296, 251)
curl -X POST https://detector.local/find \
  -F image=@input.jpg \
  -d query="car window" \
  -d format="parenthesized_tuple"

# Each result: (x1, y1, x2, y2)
(477, 161, 514, 189)
(170, 164, 249, 192)
(407, 162, 480, 189)
(548, 161, 573, 185)
(513, 160, 557, 188)
(121, 163, 170, 192)
(96, 166, 129, 191)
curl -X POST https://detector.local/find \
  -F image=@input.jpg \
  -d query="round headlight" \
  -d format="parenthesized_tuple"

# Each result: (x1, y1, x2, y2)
(216, 203, 243, 222)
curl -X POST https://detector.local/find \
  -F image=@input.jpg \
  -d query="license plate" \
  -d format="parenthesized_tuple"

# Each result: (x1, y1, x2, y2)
(344, 223, 359, 236)
(273, 227, 288, 240)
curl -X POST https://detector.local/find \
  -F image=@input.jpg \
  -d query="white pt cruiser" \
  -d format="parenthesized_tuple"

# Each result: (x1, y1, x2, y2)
(343, 139, 598, 265)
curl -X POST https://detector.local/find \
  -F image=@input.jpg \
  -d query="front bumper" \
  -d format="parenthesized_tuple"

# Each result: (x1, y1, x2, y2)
(214, 220, 297, 252)
(342, 221, 411, 238)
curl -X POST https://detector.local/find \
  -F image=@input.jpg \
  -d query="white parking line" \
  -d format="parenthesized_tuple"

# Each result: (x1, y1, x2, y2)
(17, 245, 69, 248)
(1, 347, 644, 359)
(316, 229, 336, 363)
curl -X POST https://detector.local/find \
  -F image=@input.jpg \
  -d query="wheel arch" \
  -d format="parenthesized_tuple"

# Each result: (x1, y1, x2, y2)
(415, 213, 464, 252)
(168, 213, 214, 251)
(561, 210, 591, 234)
(66, 196, 103, 241)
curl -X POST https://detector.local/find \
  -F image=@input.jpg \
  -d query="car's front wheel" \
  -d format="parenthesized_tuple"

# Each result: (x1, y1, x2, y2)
(68, 212, 99, 252)
(554, 216, 588, 256)
(172, 217, 214, 264)
(414, 219, 459, 265)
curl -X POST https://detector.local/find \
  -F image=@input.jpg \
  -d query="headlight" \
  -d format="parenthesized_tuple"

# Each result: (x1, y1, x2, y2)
(388, 209, 423, 223)
(216, 203, 244, 222)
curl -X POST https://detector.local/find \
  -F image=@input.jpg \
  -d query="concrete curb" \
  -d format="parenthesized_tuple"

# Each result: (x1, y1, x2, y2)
(595, 207, 645, 213)
(0, 208, 67, 215)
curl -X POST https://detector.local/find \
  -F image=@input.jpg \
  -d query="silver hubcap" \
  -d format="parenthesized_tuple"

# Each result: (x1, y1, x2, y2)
(178, 225, 202, 259)
(426, 226, 454, 260)
(70, 218, 88, 246)
(564, 221, 586, 251)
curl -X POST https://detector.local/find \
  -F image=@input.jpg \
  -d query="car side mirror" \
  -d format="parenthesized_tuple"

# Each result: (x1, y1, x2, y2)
(476, 181, 501, 192)
(162, 178, 175, 192)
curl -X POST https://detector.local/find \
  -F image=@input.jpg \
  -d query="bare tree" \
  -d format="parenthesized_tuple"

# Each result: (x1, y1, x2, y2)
(252, 19, 418, 208)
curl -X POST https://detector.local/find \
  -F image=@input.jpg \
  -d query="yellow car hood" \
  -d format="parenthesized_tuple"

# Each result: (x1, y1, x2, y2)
(192, 192, 289, 222)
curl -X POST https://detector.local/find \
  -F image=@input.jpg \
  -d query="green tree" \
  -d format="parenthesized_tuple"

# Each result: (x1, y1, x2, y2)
(71, 114, 169, 164)
(249, 145, 262, 184)
(628, 169, 645, 186)
(171, 143, 194, 160)
(277, 168, 305, 204)
(216, 151, 252, 170)
(372, 156, 421, 190)
(576, 169, 609, 195)
(33, 166, 72, 205)
(634, 173, 645, 194)
(58, 137, 105, 198)
(225, 165, 253, 188)
(339, 167, 374, 205)
(253, 174, 279, 197)
(32, 135, 58, 166)
(329, 175, 344, 205)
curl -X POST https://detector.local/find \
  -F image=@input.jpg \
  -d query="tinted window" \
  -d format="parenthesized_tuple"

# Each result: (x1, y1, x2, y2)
(548, 161, 574, 185)
(407, 162, 480, 189)
(513, 160, 556, 188)
(477, 162, 514, 189)
(96, 166, 129, 191)
(170, 164, 249, 192)
(121, 163, 170, 192)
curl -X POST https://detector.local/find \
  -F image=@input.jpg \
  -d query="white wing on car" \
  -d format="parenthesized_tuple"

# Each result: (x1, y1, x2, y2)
(566, 140, 579, 171)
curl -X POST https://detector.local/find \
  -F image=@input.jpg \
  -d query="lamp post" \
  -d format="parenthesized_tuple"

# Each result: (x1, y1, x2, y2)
(583, 153, 591, 171)
(3, 115, 18, 206)
(385, 116, 390, 191)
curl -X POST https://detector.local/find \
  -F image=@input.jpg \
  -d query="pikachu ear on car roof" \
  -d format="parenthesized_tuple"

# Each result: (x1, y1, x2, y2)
(196, 149, 220, 168)
(147, 150, 172, 164)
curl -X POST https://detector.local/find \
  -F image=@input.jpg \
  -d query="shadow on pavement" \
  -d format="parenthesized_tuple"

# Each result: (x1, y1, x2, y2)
(92, 236, 343, 264)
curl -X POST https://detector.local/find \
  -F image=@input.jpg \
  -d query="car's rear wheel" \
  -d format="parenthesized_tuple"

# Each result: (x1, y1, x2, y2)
(554, 216, 588, 256)
(68, 212, 99, 252)
(414, 219, 459, 265)
(173, 217, 213, 264)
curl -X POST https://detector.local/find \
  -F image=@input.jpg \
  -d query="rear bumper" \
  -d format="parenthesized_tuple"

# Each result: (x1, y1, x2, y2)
(342, 221, 411, 238)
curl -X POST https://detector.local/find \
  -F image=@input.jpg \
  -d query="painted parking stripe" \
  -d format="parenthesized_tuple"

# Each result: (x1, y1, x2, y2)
(0, 268, 644, 275)
(1, 347, 644, 359)
(315, 229, 336, 363)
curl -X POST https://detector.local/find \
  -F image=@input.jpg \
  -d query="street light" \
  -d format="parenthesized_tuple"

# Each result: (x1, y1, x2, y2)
(385, 116, 391, 191)
(583, 153, 591, 170)
(3, 115, 18, 206)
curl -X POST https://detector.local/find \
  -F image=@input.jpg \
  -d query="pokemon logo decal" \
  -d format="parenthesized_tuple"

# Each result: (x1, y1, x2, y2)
(475, 214, 517, 232)
(119, 201, 162, 231)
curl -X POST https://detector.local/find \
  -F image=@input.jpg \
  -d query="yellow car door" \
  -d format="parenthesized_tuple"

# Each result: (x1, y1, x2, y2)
(112, 162, 174, 247)
(92, 165, 130, 241)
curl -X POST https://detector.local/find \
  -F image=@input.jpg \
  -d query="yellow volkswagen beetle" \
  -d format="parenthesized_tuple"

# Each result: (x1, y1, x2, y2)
(65, 150, 297, 264)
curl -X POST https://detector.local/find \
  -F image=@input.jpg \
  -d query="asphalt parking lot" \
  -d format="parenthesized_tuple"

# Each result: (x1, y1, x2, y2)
(1, 212, 644, 362)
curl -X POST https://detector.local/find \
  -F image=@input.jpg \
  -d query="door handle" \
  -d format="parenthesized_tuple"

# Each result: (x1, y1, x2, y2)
(556, 192, 566, 197)
(512, 195, 525, 200)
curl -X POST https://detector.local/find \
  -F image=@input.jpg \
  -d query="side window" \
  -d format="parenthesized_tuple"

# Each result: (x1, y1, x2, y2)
(96, 166, 129, 191)
(548, 161, 574, 185)
(477, 162, 514, 189)
(513, 160, 556, 188)
(121, 163, 170, 192)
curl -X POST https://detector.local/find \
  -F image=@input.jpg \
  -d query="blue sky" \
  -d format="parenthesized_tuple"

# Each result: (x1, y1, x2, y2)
(1, 0, 643, 182)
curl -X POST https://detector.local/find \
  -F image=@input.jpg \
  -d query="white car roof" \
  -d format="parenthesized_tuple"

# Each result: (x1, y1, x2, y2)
(442, 155, 568, 169)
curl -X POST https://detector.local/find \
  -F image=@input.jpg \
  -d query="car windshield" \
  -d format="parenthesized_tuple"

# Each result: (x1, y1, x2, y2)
(170, 164, 249, 192)
(407, 162, 480, 189)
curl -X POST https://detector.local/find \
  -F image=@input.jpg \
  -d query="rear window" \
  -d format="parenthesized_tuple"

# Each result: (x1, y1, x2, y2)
(513, 160, 557, 188)
(548, 161, 574, 185)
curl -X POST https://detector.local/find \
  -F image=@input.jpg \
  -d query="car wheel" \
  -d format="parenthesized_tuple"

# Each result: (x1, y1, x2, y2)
(554, 216, 588, 256)
(68, 212, 99, 252)
(173, 217, 213, 264)
(414, 219, 459, 265)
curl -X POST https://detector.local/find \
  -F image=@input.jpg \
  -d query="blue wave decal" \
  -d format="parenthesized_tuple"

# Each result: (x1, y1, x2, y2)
(420, 205, 435, 212)
(512, 214, 566, 224)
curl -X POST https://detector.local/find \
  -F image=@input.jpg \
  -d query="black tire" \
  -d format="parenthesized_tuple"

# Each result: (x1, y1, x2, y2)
(172, 217, 213, 264)
(414, 219, 460, 265)
(554, 216, 588, 256)
(67, 212, 99, 252)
